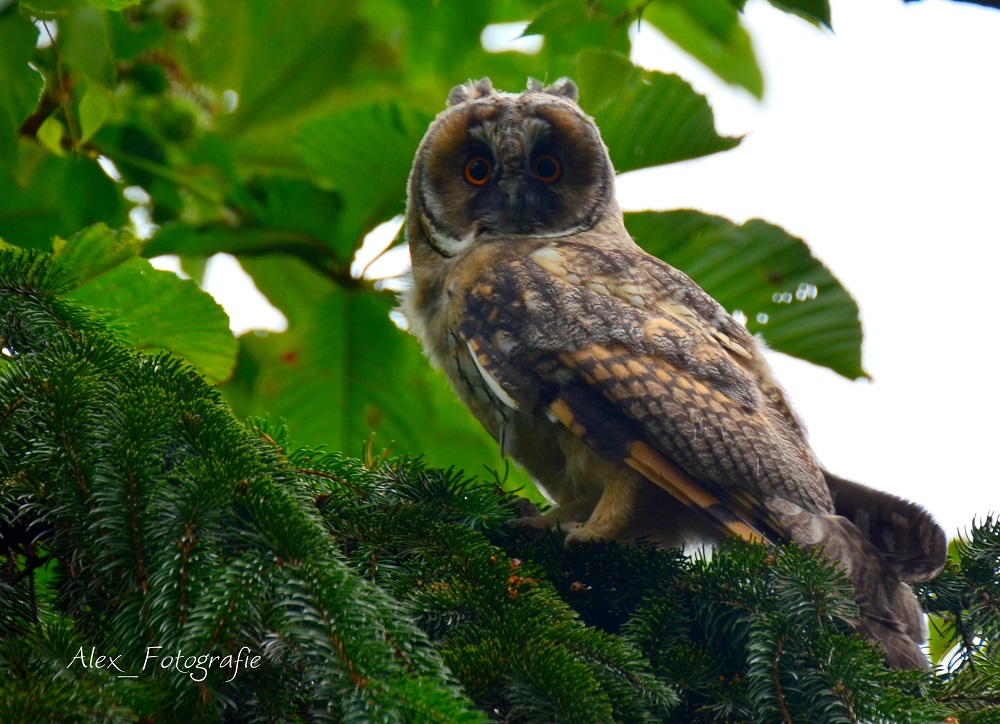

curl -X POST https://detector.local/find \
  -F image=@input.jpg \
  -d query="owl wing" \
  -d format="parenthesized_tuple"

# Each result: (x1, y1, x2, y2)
(458, 240, 947, 668)
(459, 241, 831, 545)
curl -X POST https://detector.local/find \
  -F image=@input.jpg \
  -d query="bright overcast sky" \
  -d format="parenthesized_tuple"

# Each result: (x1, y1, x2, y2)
(199, 0, 1000, 538)
(620, 0, 1000, 537)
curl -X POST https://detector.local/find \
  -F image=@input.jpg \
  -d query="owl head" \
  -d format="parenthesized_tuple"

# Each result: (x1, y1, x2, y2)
(406, 77, 619, 263)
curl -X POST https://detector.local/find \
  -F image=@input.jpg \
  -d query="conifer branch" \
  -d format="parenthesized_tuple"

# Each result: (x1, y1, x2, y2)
(1, 246, 997, 721)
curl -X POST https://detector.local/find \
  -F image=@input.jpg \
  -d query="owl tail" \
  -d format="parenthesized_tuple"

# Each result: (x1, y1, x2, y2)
(766, 484, 946, 670)
(823, 471, 948, 584)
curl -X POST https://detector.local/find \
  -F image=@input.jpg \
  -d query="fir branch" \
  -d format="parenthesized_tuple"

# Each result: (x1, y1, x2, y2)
(2, 244, 998, 721)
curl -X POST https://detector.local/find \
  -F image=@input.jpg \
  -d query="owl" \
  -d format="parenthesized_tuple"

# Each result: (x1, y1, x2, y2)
(400, 77, 946, 669)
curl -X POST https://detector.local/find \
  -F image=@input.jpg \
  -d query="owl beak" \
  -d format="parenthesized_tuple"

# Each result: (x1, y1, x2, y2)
(489, 167, 541, 234)
(498, 175, 521, 209)
(499, 183, 532, 233)
(499, 174, 533, 213)
(495, 176, 543, 234)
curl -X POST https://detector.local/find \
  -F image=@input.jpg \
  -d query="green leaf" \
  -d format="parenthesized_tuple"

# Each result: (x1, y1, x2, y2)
(19, 0, 84, 14)
(146, 224, 340, 273)
(926, 613, 957, 665)
(36, 116, 66, 156)
(768, 0, 832, 28)
(86, 0, 143, 9)
(297, 103, 432, 253)
(52, 222, 142, 283)
(625, 210, 866, 379)
(223, 285, 528, 486)
(77, 77, 113, 142)
(524, 1, 631, 59)
(361, 0, 550, 97)
(642, 0, 764, 98)
(577, 51, 740, 172)
(60, 6, 115, 89)
(146, 175, 346, 274)
(70, 261, 236, 382)
(194, 0, 370, 141)
(0, 145, 128, 250)
(24, 0, 141, 11)
(0, 9, 45, 173)
(56, 224, 236, 382)
(235, 256, 328, 330)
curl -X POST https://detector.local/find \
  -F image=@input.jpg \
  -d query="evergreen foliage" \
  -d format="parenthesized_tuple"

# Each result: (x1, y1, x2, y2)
(1, 1, 999, 718)
(2, 247, 998, 721)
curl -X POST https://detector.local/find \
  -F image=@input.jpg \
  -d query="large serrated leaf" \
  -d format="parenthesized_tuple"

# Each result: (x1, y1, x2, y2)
(625, 210, 865, 379)
(146, 175, 346, 273)
(195, 0, 368, 140)
(577, 51, 740, 173)
(297, 103, 432, 252)
(0, 147, 128, 250)
(523, 1, 631, 59)
(68, 261, 237, 383)
(642, 0, 764, 98)
(222, 284, 530, 489)
(52, 223, 143, 283)
(767, 0, 832, 29)
(55, 224, 236, 382)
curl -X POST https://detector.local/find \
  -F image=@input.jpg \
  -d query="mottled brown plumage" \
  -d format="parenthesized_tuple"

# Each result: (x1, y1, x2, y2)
(401, 77, 946, 669)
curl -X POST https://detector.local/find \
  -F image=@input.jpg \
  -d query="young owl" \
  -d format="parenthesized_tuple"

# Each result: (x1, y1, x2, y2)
(400, 77, 946, 669)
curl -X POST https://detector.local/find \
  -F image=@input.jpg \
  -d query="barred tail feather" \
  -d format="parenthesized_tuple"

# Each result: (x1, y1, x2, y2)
(824, 470, 947, 583)
(766, 497, 933, 670)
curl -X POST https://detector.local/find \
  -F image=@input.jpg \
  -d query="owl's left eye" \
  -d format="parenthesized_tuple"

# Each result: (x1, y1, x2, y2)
(533, 154, 561, 183)
(464, 156, 492, 186)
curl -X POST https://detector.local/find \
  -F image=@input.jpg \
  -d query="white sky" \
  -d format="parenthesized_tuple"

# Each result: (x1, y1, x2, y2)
(199, 0, 999, 538)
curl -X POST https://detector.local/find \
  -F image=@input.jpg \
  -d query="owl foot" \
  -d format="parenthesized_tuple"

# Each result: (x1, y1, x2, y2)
(564, 522, 611, 548)
(506, 497, 597, 539)
(561, 470, 645, 548)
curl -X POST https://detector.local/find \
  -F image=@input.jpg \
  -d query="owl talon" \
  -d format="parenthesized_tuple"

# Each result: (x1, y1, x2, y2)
(563, 523, 609, 548)
(507, 498, 596, 540)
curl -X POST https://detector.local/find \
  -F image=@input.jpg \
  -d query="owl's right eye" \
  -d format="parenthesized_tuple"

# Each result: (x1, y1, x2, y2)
(464, 157, 492, 186)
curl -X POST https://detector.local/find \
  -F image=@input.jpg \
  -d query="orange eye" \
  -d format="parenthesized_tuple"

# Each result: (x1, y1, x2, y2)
(533, 154, 561, 183)
(464, 156, 492, 185)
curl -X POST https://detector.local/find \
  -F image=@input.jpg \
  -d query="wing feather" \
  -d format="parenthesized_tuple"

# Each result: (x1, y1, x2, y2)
(460, 242, 833, 543)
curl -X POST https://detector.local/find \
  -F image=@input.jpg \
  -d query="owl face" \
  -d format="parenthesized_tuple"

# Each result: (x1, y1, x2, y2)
(407, 78, 617, 259)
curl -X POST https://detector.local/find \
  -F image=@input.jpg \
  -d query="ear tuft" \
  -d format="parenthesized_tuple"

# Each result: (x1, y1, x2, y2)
(447, 77, 495, 106)
(542, 77, 579, 104)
